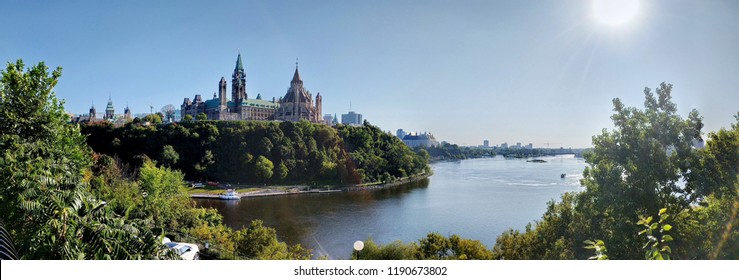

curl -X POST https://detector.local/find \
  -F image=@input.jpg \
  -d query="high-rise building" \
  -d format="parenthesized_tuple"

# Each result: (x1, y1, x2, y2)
(483, 140, 489, 148)
(341, 111, 363, 126)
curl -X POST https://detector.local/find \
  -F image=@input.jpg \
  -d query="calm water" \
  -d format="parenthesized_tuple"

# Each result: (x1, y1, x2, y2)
(196, 155, 587, 259)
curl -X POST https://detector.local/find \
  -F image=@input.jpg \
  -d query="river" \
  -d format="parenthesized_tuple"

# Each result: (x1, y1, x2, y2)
(196, 155, 587, 259)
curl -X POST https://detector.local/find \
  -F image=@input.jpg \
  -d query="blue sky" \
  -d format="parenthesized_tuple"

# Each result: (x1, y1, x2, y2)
(2, 0, 738, 147)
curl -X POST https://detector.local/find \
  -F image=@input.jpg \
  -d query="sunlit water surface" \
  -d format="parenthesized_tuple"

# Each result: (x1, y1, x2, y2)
(196, 155, 587, 259)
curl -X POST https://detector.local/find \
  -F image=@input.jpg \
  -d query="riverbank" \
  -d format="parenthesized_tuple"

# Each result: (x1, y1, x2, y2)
(189, 171, 433, 199)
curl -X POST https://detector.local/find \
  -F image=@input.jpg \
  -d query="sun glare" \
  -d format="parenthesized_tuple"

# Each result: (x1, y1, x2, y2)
(592, 0, 640, 26)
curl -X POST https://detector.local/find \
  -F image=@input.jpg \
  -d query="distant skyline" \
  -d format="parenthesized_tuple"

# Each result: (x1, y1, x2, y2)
(3, 0, 738, 147)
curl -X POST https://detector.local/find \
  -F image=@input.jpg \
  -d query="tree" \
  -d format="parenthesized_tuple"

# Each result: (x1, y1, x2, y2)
(277, 162, 289, 181)
(160, 104, 176, 123)
(254, 155, 274, 182)
(576, 82, 704, 258)
(137, 159, 190, 230)
(234, 220, 311, 260)
(196, 112, 207, 121)
(160, 145, 179, 167)
(0, 59, 171, 259)
(182, 114, 193, 122)
(490, 82, 735, 260)
(143, 113, 162, 124)
(417, 232, 452, 259)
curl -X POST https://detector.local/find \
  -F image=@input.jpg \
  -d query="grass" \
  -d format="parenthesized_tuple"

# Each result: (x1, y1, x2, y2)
(187, 187, 262, 195)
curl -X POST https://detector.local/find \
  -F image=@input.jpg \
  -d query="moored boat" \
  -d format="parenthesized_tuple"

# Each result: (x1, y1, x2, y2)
(219, 189, 240, 200)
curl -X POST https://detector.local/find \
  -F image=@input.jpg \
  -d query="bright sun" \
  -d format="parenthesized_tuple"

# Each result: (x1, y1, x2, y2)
(592, 0, 640, 26)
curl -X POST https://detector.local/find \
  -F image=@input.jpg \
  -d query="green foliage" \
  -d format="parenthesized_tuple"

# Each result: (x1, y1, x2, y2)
(254, 155, 274, 182)
(337, 122, 429, 183)
(233, 220, 311, 260)
(160, 145, 179, 167)
(491, 83, 738, 260)
(354, 233, 493, 260)
(82, 120, 429, 185)
(196, 113, 207, 121)
(417, 232, 452, 259)
(419, 143, 496, 161)
(353, 239, 418, 260)
(637, 208, 673, 260)
(143, 113, 162, 124)
(0, 59, 172, 259)
(186, 222, 236, 259)
(137, 159, 192, 230)
(584, 240, 609, 260)
(183, 114, 193, 121)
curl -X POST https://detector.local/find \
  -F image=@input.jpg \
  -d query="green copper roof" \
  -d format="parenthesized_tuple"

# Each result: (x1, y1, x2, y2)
(106, 99, 114, 110)
(236, 53, 244, 71)
(243, 98, 279, 109)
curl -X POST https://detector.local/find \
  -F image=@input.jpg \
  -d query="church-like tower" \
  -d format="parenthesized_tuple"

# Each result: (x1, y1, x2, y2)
(89, 104, 96, 121)
(275, 63, 321, 122)
(124, 105, 131, 120)
(231, 53, 247, 111)
(104, 97, 114, 120)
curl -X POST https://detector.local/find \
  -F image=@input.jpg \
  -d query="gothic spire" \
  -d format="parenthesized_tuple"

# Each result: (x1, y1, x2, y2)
(235, 52, 244, 72)
(291, 60, 302, 84)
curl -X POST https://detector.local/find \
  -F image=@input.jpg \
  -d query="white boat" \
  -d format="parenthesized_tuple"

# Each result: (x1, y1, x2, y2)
(218, 189, 240, 200)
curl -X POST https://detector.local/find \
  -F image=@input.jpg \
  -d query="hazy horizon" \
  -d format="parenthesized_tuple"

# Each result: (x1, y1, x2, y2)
(3, 0, 737, 148)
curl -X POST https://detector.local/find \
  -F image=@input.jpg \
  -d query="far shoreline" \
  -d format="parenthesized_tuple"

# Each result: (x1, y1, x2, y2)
(189, 171, 434, 200)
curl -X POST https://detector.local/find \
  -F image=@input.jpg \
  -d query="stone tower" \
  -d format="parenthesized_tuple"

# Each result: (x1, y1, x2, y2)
(316, 92, 322, 122)
(219, 77, 228, 108)
(124, 105, 131, 120)
(231, 53, 246, 110)
(89, 104, 96, 121)
(104, 97, 114, 120)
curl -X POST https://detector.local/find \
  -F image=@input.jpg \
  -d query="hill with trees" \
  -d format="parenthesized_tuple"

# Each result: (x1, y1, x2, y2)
(81, 120, 429, 186)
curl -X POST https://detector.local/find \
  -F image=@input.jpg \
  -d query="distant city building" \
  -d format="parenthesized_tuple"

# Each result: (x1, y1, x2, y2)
(173, 109, 181, 122)
(402, 132, 440, 148)
(500, 142, 508, 149)
(396, 129, 407, 139)
(515, 142, 522, 149)
(71, 99, 131, 127)
(526, 143, 533, 150)
(323, 114, 336, 125)
(71, 104, 97, 124)
(483, 140, 489, 148)
(341, 111, 363, 126)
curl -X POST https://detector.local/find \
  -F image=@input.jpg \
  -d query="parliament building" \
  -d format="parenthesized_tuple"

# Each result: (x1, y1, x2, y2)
(181, 54, 322, 123)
